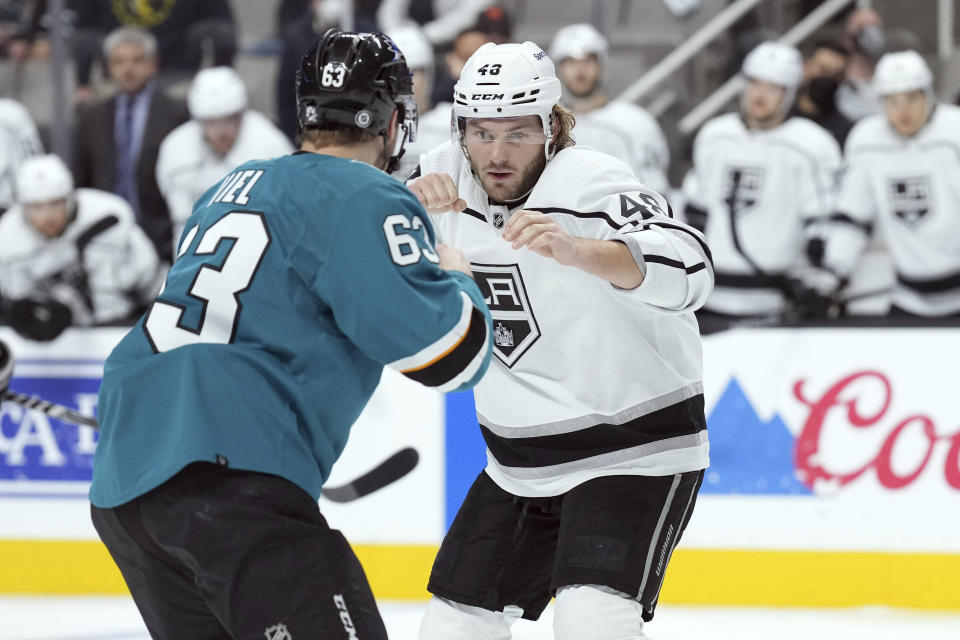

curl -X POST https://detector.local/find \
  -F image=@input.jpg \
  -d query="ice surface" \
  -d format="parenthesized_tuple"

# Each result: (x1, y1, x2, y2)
(1, 597, 958, 640)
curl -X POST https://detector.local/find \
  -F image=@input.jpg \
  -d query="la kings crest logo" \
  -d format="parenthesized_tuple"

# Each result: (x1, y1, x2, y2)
(723, 166, 765, 216)
(472, 263, 540, 368)
(887, 177, 932, 226)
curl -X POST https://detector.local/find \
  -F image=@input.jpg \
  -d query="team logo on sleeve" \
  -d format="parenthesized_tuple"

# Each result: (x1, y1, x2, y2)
(723, 166, 764, 217)
(887, 177, 932, 227)
(471, 263, 540, 368)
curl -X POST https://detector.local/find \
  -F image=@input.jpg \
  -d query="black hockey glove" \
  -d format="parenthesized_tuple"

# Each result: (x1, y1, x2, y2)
(8, 298, 73, 342)
(785, 267, 845, 319)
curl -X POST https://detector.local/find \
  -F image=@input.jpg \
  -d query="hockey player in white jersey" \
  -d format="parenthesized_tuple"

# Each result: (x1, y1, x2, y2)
(812, 50, 960, 317)
(0, 97, 43, 212)
(683, 41, 842, 318)
(155, 66, 293, 252)
(408, 41, 714, 640)
(0, 155, 162, 340)
(388, 23, 454, 181)
(549, 23, 670, 193)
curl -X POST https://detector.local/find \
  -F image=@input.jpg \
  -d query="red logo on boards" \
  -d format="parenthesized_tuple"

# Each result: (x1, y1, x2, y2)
(793, 371, 960, 491)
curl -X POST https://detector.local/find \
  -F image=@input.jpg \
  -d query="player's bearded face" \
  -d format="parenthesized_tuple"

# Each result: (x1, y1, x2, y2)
(558, 56, 601, 98)
(24, 200, 70, 238)
(201, 115, 242, 156)
(463, 116, 548, 203)
(883, 90, 928, 137)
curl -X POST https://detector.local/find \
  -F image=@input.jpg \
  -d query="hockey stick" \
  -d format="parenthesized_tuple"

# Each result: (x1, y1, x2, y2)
(1, 339, 419, 501)
(322, 447, 420, 502)
(1, 389, 100, 428)
(0, 338, 100, 428)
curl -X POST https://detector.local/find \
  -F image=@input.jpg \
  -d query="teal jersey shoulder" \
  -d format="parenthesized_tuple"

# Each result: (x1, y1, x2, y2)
(91, 153, 492, 507)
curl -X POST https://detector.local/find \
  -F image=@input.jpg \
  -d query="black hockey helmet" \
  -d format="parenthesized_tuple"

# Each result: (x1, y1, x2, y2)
(296, 29, 418, 173)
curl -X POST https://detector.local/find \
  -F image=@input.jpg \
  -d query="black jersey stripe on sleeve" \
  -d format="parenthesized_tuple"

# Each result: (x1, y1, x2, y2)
(897, 270, 960, 294)
(684, 203, 707, 232)
(643, 254, 707, 274)
(644, 255, 686, 269)
(803, 212, 873, 234)
(75, 215, 120, 253)
(714, 271, 787, 290)
(628, 219, 714, 267)
(829, 212, 873, 234)
(479, 395, 706, 468)
(526, 206, 622, 231)
(401, 305, 488, 388)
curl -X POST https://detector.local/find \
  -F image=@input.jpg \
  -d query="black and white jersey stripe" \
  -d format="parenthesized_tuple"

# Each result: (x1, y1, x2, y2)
(388, 291, 490, 392)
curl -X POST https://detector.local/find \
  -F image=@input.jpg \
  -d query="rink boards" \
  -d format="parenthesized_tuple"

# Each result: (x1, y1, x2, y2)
(1, 326, 958, 608)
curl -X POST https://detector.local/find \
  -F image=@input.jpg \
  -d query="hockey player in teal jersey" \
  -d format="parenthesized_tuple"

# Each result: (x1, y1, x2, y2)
(89, 29, 492, 640)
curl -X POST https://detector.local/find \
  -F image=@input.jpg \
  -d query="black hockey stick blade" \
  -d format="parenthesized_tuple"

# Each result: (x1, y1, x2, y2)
(322, 447, 419, 503)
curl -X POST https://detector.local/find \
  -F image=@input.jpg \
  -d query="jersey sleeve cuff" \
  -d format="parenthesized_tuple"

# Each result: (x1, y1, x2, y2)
(611, 235, 648, 290)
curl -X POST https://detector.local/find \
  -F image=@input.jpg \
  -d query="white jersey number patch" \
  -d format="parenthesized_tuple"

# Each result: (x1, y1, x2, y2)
(383, 214, 440, 266)
(145, 211, 271, 352)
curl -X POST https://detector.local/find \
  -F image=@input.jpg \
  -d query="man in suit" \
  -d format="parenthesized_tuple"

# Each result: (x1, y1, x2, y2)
(73, 26, 188, 264)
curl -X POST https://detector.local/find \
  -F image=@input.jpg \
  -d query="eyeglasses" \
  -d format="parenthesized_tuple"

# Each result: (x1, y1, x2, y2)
(465, 128, 547, 145)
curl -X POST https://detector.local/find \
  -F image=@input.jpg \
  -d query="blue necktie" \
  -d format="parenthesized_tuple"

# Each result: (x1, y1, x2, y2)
(115, 97, 139, 216)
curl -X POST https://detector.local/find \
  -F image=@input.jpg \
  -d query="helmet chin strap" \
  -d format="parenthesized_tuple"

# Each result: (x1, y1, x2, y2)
(383, 121, 411, 174)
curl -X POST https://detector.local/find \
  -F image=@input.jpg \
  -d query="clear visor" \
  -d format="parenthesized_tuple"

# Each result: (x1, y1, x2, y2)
(458, 116, 548, 145)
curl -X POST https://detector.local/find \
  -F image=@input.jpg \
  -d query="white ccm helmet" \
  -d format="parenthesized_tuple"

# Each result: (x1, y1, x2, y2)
(188, 66, 248, 120)
(453, 41, 563, 160)
(874, 50, 935, 125)
(548, 23, 608, 65)
(388, 24, 434, 72)
(874, 50, 933, 95)
(16, 154, 74, 205)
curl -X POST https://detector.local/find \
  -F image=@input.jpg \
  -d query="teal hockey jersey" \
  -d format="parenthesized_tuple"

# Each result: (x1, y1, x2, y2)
(90, 152, 492, 508)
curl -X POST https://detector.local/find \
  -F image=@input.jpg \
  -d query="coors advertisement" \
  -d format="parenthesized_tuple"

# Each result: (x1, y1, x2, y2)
(693, 328, 960, 554)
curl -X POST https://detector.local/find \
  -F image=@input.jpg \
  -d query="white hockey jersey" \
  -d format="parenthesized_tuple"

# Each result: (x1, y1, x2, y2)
(0, 98, 43, 211)
(0, 188, 162, 324)
(684, 113, 841, 315)
(572, 100, 671, 194)
(155, 109, 293, 249)
(819, 104, 960, 316)
(394, 101, 453, 183)
(412, 141, 714, 497)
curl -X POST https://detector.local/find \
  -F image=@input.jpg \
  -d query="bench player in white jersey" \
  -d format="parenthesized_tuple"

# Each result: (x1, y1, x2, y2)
(408, 41, 714, 640)
(683, 41, 842, 318)
(0, 155, 162, 340)
(810, 50, 960, 318)
(155, 66, 293, 254)
(548, 23, 670, 193)
(388, 24, 454, 182)
(0, 97, 43, 213)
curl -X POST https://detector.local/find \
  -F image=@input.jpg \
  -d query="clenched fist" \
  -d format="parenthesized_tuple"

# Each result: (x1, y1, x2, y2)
(502, 209, 582, 266)
(408, 173, 468, 214)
